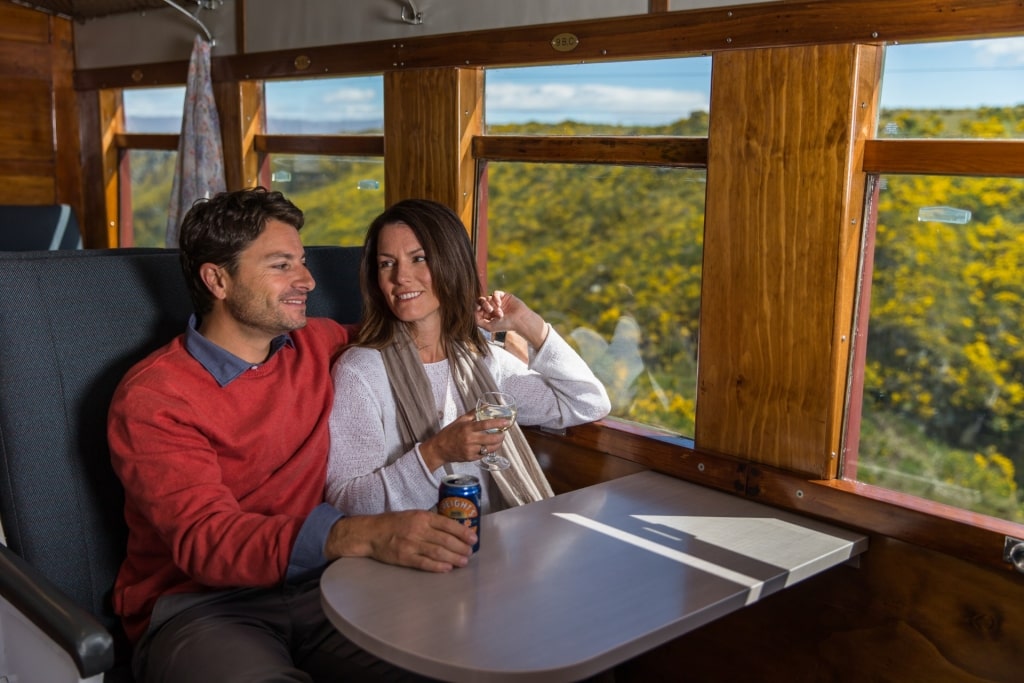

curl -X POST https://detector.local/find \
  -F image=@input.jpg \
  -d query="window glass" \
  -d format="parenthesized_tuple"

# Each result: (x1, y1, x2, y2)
(851, 174, 1024, 523)
(878, 38, 1024, 139)
(265, 76, 384, 134)
(485, 57, 711, 135)
(123, 87, 185, 133)
(481, 163, 704, 437)
(126, 149, 176, 247)
(269, 154, 384, 246)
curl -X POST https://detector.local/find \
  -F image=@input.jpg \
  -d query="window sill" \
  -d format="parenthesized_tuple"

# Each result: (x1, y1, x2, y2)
(544, 420, 1024, 575)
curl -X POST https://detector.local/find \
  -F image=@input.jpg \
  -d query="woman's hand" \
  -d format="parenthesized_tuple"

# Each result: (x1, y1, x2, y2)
(476, 290, 549, 349)
(419, 412, 510, 471)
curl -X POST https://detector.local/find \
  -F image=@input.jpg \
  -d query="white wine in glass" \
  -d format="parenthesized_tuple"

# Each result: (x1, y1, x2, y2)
(475, 391, 517, 470)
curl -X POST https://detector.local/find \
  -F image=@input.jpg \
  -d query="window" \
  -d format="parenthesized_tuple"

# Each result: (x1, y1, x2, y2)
(849, 39, 1024, 522)
(268, 155, 384, 246)
(486, 58, 711, 135)
(126, 149, 177, 248)
(121, 87, 184, 246)
(853, 173, 1024, 522)
(877, 38, 1024, 139)
(265, 77, 383, 135)
(123, 86, 184, 133)
(479, 59, 711, 438)
(264, 76, 385, 245)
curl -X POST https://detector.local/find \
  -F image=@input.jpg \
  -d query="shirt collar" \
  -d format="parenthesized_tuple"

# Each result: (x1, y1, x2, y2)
(184, 314, 295, 387)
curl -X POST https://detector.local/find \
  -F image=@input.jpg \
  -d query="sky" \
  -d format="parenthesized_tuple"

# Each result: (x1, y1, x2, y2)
(125, 37, 1024, 132)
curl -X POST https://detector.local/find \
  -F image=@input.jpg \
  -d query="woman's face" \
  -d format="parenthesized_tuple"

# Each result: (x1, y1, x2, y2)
(376, 222, 442, 327)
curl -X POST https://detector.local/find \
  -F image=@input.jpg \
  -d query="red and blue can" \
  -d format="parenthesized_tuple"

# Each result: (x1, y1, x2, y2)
(438, 473, 481, 552)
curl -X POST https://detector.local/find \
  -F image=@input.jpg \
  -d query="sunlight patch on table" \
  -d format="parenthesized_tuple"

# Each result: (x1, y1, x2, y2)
(553, 512, 765, 603)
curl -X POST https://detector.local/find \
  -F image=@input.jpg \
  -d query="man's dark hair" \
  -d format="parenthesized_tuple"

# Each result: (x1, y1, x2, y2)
(178, 187, 304, 315)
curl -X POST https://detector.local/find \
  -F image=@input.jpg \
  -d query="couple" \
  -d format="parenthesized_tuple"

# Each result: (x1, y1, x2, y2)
(108, 187, 610, 682)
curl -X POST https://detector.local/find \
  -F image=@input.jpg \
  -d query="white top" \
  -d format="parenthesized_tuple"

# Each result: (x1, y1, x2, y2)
(320, 471, 870, 682)
(326, 327, 611, 514)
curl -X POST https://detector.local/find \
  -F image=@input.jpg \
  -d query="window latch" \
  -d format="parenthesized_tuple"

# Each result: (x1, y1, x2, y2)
(1003, 536, 1024, 574)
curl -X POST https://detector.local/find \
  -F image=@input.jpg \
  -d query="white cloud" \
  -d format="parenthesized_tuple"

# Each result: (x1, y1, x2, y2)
(971, 37, 1024, 65)
(323, 88, 376, 104)
(486, 82, 708, 125)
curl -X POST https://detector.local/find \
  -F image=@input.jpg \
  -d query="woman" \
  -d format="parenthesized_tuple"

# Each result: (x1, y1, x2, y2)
(325, 199, 610, 515)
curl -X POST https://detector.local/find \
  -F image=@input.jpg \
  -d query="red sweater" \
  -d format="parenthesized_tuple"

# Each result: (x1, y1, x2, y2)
(107, 318, 349, 642)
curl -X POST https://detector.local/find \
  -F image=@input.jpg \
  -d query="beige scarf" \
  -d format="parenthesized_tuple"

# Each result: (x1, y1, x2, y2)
(379, 325, 554, 511)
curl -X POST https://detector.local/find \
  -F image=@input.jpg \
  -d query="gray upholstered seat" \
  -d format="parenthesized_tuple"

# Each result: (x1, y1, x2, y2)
(0, 246, 362, 681)
(0, 204, 83, 250)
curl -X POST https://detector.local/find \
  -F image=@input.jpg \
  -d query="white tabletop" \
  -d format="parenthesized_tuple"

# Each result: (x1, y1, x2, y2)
(321, 471, 868, 683)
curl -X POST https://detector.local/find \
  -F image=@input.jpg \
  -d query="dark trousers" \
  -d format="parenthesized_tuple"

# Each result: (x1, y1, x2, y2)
(133, 579, 431, 683)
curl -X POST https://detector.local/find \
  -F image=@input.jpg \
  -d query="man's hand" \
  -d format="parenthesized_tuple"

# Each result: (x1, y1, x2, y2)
(325, 510, 476, 572)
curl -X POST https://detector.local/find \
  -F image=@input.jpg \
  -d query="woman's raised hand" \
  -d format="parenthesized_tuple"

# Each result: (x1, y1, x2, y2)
(476, 290, 549, 348)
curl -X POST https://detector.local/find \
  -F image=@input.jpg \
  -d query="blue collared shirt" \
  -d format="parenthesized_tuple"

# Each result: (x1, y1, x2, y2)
(184, 314, 343, 582)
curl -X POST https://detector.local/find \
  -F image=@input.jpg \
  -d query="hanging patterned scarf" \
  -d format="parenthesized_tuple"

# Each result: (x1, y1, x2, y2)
(379, 325, 554, 511)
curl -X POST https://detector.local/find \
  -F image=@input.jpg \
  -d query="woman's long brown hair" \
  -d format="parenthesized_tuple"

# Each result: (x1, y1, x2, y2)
(356, 198, 489, 356)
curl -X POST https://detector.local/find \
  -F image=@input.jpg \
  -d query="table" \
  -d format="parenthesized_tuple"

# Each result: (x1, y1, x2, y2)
(321, 471, 868, 682)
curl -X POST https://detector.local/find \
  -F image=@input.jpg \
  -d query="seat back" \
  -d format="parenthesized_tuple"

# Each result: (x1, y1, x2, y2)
(0, 204, 83, 250)
(0, 246, 362, 663)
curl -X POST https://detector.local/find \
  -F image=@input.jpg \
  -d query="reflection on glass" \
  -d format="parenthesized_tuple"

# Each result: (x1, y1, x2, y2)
(485, 57, 711, 135)
(123, 87, 185, 134)
(269, 154, 384, 246)
(852, 174, 1024, 522)
(127, 149, 176, 247)
(265, 76, 384, 134)
(878, 38, 1024, 139)
(482, 162, 704, 437)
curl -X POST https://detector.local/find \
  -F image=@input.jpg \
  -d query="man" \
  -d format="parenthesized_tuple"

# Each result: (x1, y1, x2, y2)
(108, 188, 475, 682)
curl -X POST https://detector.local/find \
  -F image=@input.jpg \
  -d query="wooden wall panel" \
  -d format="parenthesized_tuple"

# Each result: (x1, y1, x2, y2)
(77, 88, 123, 248)
(616, 535, 1024, 683)
(0, 80, 53, 162)
(0, 174, 55, 203)
(215, 80, 264, 192)
(0, 2, 49, 44)
(52, 16, 83, 214)
(384, 67, 482, 226)
(697, 44, 872, 478)
(0, 3, 83, 225)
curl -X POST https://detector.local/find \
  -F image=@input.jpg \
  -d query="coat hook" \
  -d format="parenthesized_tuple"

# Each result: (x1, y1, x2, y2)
(400, 1, 423, 25)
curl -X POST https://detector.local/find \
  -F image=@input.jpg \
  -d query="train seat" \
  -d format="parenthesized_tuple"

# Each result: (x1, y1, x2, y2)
(0, 246, 362, 681)
(0, 204, 84, 251)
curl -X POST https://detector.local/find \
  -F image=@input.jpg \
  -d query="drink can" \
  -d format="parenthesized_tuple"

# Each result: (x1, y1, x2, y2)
(438, 473, 481, 552)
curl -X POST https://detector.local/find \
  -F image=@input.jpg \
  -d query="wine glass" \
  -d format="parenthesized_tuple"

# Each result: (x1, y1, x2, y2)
(475, 391, 517, 471)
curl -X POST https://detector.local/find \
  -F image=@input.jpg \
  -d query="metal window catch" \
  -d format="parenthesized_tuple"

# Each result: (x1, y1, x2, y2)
(1003, 536, 1024, 574)
(400, 1, 423, 25)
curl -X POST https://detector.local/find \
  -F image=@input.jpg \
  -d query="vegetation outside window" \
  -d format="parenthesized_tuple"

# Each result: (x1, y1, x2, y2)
(850, 173, 1024, 523)
(264, 77, 385, 244)
(847, 38, 1024, 523)
(481, 58, 712, 437)
(876, 38, 1024, 139)
(482, 163, 705, 438)
(268, 155, 384, 246)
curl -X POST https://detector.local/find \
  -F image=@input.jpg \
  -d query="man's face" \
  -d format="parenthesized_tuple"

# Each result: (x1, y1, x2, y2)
(221, 219, 315, 340)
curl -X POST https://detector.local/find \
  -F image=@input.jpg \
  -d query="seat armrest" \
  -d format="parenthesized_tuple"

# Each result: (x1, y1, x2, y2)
(0, 543, 115, 678)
